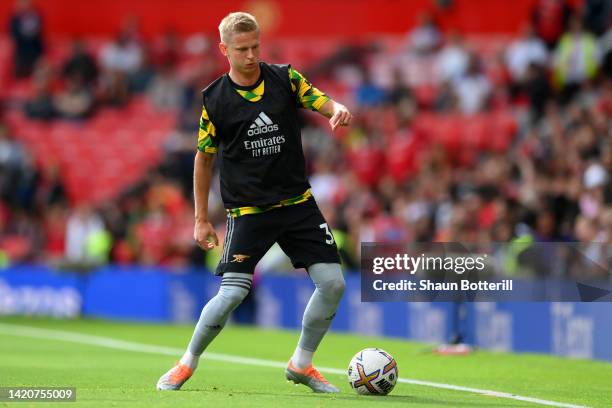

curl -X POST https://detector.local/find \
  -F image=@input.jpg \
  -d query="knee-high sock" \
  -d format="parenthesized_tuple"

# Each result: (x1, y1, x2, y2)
(291, 263, 345, 369)
(180, 272, 252, 370)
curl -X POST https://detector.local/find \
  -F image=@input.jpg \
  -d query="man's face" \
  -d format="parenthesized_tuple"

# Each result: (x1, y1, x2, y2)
(219, 30, 260, 75)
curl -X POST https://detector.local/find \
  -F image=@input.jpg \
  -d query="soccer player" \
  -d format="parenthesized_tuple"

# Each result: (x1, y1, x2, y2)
(157, 12, 352, 393)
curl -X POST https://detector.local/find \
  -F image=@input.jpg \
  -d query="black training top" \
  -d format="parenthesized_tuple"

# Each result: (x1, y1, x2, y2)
(198, 62, 329, 213)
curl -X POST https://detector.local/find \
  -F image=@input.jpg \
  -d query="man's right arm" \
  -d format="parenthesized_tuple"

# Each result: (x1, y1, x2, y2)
(194, 103, 220, 251)
(193, 151, 218, 250)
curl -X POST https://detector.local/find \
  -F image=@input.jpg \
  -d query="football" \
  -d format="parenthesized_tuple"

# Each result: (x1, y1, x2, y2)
(347, 348, 398, 395)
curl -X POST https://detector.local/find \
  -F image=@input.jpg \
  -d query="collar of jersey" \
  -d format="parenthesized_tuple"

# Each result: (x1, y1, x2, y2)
(234, 80, 264, 102)
(227, 69, 264, 102)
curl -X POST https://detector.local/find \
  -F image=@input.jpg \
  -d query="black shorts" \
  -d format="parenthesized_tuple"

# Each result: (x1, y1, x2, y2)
(216, 198, 340, 275)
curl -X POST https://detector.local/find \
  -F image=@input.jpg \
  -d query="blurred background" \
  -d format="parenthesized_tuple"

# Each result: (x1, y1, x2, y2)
(0, 0, 611, 361)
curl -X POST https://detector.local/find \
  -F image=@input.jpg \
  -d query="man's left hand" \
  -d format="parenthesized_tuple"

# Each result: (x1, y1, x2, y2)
(329, 103, 352, 131)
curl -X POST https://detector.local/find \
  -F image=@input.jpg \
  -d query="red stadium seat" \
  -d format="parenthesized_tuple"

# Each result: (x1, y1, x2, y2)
(489, 112, 517, 152)
(386, 135, 420, 183)
(461, 115, 489, 151)
(347, 148, 386, 187)
(5, 95, 176, 204)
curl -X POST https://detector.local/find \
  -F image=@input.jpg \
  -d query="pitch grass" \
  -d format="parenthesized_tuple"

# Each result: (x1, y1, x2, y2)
(1, 317, 611, 408)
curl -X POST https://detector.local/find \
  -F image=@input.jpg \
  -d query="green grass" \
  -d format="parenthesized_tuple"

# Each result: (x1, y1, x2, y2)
(1, 317, 611, 407)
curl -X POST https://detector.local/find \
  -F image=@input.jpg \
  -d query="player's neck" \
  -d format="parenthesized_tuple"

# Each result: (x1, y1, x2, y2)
(228, 66, 261, 87)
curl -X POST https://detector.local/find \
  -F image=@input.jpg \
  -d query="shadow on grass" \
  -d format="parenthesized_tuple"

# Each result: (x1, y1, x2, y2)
(181, 388, 527, 407)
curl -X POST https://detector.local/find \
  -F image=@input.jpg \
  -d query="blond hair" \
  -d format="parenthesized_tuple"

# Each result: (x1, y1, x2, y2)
(218, 12, 259, 44)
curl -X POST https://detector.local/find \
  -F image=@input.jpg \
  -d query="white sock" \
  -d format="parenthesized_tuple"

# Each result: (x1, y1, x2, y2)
(179, 350, 199, 371)
(291, 346, 314, 369)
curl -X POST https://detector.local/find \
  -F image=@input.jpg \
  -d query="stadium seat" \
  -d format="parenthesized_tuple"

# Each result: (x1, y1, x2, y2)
(5, 97, 176, 205)
(386, 135, 420, 183)
(461, 115, 489, 151)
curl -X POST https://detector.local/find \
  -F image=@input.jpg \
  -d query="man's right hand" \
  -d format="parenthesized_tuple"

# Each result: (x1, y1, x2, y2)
(194, 220, 219, 251)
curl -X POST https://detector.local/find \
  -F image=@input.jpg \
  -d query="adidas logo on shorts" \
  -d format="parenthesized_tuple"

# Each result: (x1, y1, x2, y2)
(248, 112, 279, 136)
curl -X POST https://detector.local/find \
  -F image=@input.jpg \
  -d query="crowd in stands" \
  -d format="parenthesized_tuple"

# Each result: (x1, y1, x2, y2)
(0, 0, 611, 277)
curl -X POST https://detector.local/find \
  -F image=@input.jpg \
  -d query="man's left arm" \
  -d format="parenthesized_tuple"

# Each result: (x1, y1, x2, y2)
(289, 67, 352, 131)
(317, 98, 352, 131)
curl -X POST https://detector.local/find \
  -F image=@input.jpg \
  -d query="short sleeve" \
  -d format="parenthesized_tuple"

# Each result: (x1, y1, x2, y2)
(197, 104, 219, 154)
(288, 67, 330, 112)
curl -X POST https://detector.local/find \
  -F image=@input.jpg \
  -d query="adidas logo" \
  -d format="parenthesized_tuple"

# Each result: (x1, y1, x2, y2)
(248, 112, 279, 136)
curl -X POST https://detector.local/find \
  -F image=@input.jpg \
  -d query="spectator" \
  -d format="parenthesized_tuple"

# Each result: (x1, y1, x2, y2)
(9, 0, 44, 78)
(582, 0, 612, 37)
(147, 63, 183, 110)
(506, 24, 549, 85)
(24, 62, 56, 120)
(54, 74, 95, 120)
(581, 162, 608, 219)
(98, 71, 130, 107)
(524, 62, 552, 120)
(407, 12, 441, 55)
(436, 31, 469, 82)
(434, 80, 459, 112)
(601, 207, 612, 243)
(309, 154, 343, 205)
(98, 30, 143, 104)
(64, 204, 107, 264)
(63, 39, 98, 86)
(0, 123, 25, 173)
(0, 123, 27, 207)
(532, 0, 572, 49)
(572, 214, 608, 278)
(100, 33, 143, 76)
(6, 152, 37, 212)
(151, 29, 180, 68)
(42, 204, 67, 261)
(354, 71, 387, 107)
(2, 209, 41, 262)
(600, 20, 612, 78)
(452, 53, 492, 114)
(35, 163, 66, 209)
(553, 14, 601, 101)
(387, 69, 415, 107)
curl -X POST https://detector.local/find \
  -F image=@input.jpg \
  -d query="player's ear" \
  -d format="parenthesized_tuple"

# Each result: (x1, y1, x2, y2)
(219, 42, 228, 56)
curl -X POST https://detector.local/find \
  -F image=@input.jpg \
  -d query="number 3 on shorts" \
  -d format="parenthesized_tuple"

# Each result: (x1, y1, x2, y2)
(319, 223, 335, 245)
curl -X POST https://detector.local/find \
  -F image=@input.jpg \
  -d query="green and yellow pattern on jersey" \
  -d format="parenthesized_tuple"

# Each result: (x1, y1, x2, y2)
(234, 68, 329, 108)
(227, 189, 313, 218)
(197, 106, 218, 153)
(288, 67, 329, 111)
(235, 80, 264, 102)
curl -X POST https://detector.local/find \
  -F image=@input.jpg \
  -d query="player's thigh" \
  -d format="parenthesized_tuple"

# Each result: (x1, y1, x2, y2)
(277, 200, 340, 269)
(217, 214, 278, 275)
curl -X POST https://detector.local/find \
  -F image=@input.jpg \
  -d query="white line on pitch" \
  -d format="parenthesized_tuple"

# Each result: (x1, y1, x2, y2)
(0, 322, 587, 408)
